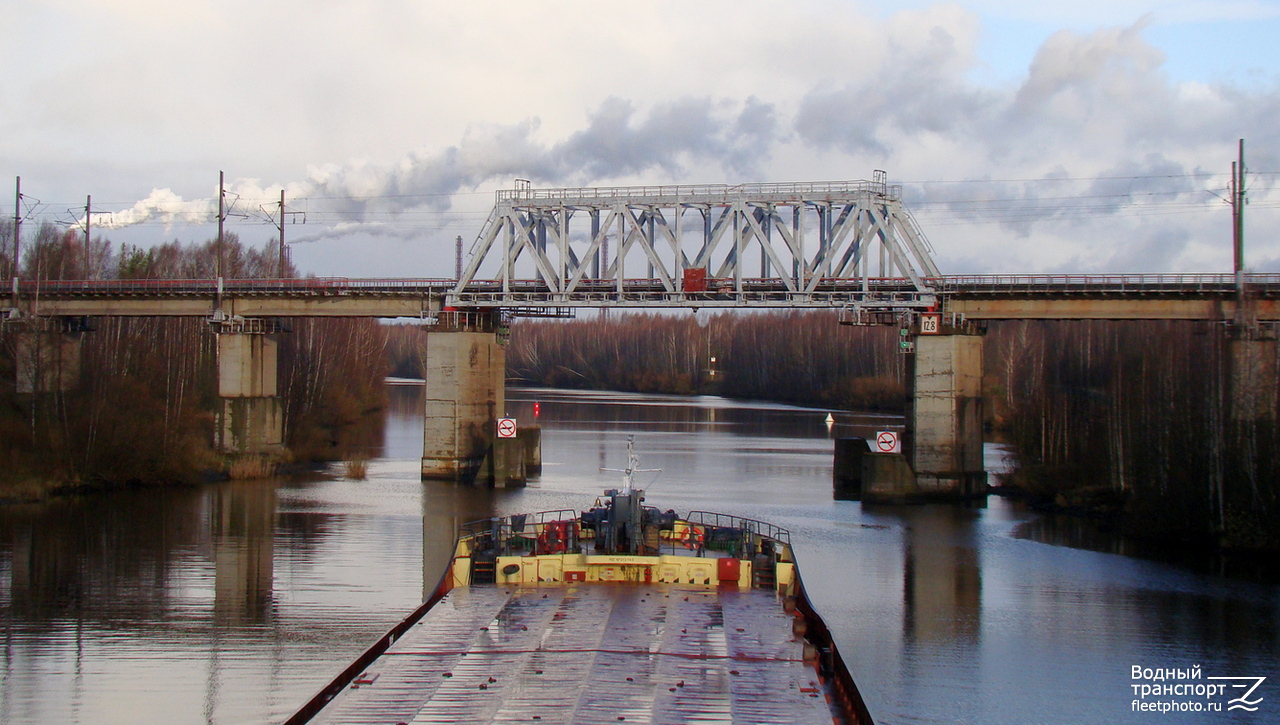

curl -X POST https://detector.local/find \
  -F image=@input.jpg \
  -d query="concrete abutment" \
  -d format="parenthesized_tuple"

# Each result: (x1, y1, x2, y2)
(849, 329, 988, 504)
(215, 332, 284, 454)
(910, 333, 987, 498)
(420, 330, 514, 485)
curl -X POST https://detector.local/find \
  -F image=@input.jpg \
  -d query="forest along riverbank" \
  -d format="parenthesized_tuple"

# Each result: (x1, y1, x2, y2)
(390, 311, 1280, 557)
(0, 236, 388, 500)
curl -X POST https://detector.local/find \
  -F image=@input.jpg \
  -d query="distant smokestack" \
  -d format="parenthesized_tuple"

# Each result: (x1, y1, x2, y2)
(456, 235, 463, 280)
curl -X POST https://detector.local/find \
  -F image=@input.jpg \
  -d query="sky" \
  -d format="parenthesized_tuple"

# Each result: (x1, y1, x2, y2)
(3, 0, 1280, 278)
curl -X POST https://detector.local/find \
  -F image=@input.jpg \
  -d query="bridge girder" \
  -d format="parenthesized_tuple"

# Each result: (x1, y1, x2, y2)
(451, 178, 941, 308)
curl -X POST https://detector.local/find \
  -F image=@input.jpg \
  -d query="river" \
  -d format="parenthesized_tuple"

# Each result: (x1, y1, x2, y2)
(0, 384, 1276, 724)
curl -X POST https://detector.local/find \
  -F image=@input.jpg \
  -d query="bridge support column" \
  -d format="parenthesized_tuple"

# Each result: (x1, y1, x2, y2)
(421, 329, 506, 484)
(216, 331, 283, 453)
(1228, 335, 1277, 421)
(909, 332, 987, 498)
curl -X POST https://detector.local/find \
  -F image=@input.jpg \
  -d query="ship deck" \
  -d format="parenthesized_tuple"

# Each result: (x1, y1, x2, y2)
(309, 582, 837, 724)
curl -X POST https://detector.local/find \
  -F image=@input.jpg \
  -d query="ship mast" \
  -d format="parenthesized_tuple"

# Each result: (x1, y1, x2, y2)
(603, 435, 660, 494)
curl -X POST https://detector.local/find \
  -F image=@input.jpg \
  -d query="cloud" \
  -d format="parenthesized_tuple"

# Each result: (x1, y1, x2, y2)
(794, 11, 993, 155)
(545, 97, 779, 181)
(83, 96, 781, 233)
(22, 7, 1280, 275)
(96, 188, 216, 230)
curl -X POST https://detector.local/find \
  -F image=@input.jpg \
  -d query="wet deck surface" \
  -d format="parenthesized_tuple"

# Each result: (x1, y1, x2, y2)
(311, 583, 835, 724)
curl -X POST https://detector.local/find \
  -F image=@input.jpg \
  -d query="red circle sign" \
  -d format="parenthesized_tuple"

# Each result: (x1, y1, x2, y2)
(497, 418, 517, 438)
(876, 431, 898, 452)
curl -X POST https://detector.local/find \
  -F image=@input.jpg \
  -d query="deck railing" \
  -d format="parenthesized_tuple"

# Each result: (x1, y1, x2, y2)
(458, 509, 793, 559)
(686, 511, 792, 546)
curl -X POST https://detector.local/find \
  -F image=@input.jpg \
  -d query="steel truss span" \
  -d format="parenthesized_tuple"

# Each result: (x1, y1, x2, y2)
(451, 177, 942, 308)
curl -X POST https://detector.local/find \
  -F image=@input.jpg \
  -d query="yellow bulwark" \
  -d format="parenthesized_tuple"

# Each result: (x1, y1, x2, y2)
(449, 516, 798, 595)
(451, 552, 799, 591)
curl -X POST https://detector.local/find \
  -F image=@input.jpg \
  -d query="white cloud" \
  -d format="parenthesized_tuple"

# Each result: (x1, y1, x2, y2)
(4, 3, 1280, 276)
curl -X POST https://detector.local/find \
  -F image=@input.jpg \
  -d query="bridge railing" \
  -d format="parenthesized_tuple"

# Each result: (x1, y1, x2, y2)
(496, 179, 899, 204)
(10, 273, 1279, 302)
(11, 277, 459, 295)
(945, 273, 1280, 293)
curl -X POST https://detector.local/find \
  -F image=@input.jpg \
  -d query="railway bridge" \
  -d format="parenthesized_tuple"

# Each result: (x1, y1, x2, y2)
(5, 179, 1277, 499)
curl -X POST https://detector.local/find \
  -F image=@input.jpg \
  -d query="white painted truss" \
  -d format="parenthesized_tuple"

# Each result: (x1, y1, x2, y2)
(449, 176, 941, 308)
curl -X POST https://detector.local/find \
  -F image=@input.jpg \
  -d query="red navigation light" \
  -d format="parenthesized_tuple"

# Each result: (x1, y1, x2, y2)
(533, 402, 541, 417)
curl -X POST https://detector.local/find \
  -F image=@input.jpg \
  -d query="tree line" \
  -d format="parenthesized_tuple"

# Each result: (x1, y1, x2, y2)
(385, 311, 907, 411)
(988, 320, 1278, 551)
(1, 223, 387, 495)
(476, 310, 927, 413)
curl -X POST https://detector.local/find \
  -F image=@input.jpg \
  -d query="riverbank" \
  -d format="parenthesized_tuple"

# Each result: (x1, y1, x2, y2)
(992, 464, 1280, 568)
(0, 448, 387, 506)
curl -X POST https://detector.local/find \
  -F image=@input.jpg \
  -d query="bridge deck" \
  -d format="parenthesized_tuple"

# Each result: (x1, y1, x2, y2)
(6, 275, 1280, 319)
(307, 583, 833, 725)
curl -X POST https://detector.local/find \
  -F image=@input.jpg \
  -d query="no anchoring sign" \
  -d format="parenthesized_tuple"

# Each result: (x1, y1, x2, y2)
(497, 418, 518, 439)
(875, 430, 900, 453)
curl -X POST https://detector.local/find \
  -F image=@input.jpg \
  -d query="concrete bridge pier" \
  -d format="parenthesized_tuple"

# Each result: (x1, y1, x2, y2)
(215, 328, 283, 453)
(910, 332, 987, 497)
(420, 326, 509, 485)
(857, 324, 987, 503)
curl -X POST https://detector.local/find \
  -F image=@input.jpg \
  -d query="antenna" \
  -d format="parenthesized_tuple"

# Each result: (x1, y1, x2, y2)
(600, 436, 661, 494)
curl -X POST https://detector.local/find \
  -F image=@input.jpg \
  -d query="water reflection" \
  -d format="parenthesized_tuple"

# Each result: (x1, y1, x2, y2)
(0, 384, 1274, 725)
(0, 483, 292, 626)
(901, 508, 982, 645)
(3, 488, 205, 618)
(420, 481, 496, 599)
(210, 481, 276, 624)
(505, 387, 899, 442)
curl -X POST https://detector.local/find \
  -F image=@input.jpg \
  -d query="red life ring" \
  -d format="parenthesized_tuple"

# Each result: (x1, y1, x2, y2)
(538, 520, 569, 554)
(680, 524, 705, 549)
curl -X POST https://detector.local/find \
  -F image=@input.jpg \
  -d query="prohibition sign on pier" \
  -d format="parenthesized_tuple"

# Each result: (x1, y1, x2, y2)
(497, 418, 518, 439)
(875, 430, 900, 453)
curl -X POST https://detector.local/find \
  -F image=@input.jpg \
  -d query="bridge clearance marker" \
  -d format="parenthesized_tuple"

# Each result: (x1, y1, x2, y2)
(875, 431, 900, 453)
(920, 313, 941, 334)
(497, 418, 518, 439)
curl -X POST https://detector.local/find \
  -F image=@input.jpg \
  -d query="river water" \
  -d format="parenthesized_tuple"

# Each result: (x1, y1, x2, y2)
(0, 384, 1276, 724)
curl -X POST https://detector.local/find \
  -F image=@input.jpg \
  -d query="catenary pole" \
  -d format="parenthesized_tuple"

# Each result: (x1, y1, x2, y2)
(279, 189, 286, 277)
(13, 176, 21, 279)
(217, 170, 225, 280)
